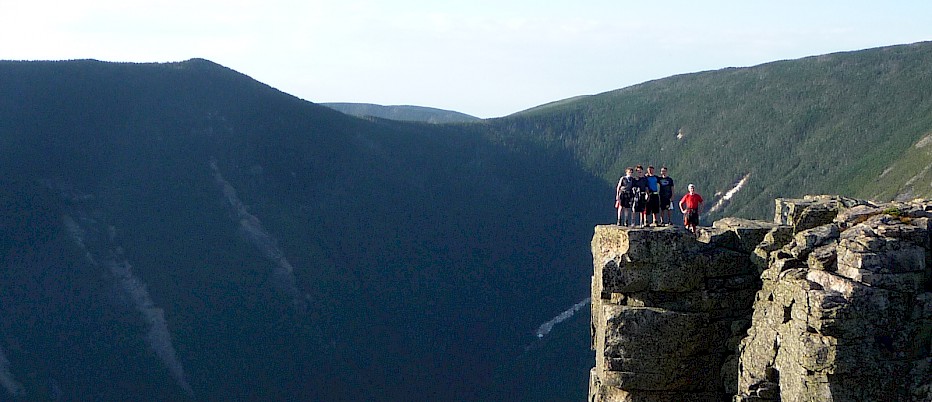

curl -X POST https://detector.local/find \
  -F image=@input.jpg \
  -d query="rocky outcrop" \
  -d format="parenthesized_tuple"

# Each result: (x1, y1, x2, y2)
(736, 197, 932, 401)
(589, 195, 932, 402)
(589, 219, 779, 401)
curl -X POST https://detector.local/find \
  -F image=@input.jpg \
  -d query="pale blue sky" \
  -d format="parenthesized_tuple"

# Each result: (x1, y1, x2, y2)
(2, 0, 930, 117)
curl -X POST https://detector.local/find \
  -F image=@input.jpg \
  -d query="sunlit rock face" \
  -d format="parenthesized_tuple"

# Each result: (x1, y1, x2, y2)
(589, 196, 932, 402)
(589, 219, 776, 401)
(737, 196, 932, 402)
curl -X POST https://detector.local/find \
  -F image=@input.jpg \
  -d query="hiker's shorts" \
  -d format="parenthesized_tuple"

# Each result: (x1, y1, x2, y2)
(685, 209, 699, 226)
(646, 192, 660, 214)
(659, 193, 672, 210)
(618, 192, 633, 209)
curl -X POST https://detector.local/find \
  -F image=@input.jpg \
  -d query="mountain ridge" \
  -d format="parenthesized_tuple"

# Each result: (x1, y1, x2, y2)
(322, 102, 481, 123)
(3, 41, 932, 400)
(0, 57, 604, 400)
(488, 40, 932, 220)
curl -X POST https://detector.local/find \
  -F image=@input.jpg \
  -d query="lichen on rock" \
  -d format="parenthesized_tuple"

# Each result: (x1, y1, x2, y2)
(590, 195, 932, 402)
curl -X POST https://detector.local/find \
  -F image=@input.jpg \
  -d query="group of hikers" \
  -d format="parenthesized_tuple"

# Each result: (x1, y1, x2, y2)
(614, 165, 703, 234)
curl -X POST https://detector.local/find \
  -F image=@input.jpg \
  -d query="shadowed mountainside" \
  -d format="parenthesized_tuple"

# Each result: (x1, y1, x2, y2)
(0, 59, 603, 400)
(3, 41, 932, 400)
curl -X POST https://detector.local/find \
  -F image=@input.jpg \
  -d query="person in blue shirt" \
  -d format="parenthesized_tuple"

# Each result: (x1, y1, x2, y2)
(643, 166, 660, 226)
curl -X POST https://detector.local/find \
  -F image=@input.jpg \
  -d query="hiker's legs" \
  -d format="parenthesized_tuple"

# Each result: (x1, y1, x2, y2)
(686, 210, 699, 234)
(647, 193, 660, 225)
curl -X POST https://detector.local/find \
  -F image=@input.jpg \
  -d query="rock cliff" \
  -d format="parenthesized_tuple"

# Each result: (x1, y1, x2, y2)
(589, 196, 932, 402)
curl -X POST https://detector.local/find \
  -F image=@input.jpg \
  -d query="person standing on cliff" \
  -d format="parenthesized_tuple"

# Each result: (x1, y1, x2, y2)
(643, 166, 660, 226)
(632, 165, 648, 227)
(615, 167, 636, 226)
(679, 183, 703, 235)
(657, 167, 674, 226)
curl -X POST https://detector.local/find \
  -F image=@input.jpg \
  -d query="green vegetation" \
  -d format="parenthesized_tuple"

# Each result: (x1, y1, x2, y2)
(321, 102, 481, 123)
(0, 58, 602, 400)
(2, 41, 932, 400)
(496, 41, 932, 220)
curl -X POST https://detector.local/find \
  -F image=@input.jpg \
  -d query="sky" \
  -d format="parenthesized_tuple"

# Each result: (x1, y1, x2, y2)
(2, 1, 931, 118)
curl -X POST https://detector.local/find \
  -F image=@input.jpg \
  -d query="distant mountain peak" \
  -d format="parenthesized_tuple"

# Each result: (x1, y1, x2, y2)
(322, 102, 481, 123)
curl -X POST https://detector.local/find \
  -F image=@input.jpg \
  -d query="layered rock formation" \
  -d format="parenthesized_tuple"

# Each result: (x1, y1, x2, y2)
(589, 196, 932, 402)
(589, 219, 778, 401)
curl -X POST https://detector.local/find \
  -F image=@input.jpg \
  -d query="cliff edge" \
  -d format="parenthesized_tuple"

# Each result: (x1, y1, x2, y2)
(589, 196, 932, 401)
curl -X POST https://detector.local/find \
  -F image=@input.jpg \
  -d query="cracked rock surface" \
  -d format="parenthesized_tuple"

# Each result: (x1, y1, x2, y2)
(590, 196, 932, 402)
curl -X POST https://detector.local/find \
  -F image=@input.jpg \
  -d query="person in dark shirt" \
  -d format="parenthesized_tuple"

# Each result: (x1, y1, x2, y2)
(632, 165, 648, 227)
(657, 167, 675, 226)
(615, 167, 636, 226)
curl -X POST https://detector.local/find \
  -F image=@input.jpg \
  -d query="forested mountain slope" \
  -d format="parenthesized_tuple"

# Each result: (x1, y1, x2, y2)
(3, 40, 932, 401)
(0, 59, 603, 400)
(493, 41, 932, 220)
(322, 102, 481, 123)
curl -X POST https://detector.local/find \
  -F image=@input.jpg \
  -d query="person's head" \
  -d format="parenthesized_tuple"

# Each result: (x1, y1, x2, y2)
(647, 166, 655, 175)
(660, 166, 668, 177)
(635, 165, 644, 177)
(688, 183, 696, 193)
(625, 167, 633, 176)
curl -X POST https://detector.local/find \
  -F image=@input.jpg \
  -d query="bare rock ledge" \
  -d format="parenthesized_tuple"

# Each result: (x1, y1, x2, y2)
(589, 195, 932, 402)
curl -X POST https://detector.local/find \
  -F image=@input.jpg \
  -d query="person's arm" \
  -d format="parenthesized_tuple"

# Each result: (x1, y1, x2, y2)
(679, 196, 686, 213)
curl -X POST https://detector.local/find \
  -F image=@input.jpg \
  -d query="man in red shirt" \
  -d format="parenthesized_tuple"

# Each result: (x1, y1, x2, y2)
(678, 183, 703, 235)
